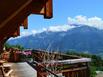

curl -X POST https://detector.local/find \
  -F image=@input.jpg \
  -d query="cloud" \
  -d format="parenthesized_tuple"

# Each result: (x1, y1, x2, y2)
(43, 25, 75, 32)
(16, 15, 103, 38)
(31, 30, 38, 34)
(21, 31, 31, 36)
(19, 25, 75, 37)
(21, 30, 38, 36)
(68, 15, 103, 29)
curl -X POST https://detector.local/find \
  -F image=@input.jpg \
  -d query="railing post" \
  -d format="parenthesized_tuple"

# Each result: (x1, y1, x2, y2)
(0, 42, 3, 54)
(36, 64, 47, 77)
(86, 62, 91, 77)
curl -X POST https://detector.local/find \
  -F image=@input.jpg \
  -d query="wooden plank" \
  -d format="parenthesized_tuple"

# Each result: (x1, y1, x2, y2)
(39, 66, 88, 76)
(45, 58, 91, 65)
(44, 0, 53, 18)
(6, 62, 37, 77)
(61, 67, 87, 73)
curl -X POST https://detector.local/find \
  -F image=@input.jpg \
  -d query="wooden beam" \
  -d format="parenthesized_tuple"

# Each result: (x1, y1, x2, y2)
(22, 18, 28, 29)
(31, 0, 45, 15)
(0, 0, 32, 29)
(12, 26, 20, 37)
(31, 0, 53, 18)
(32, 6, 45, 15)
(44, 0, 53, 18)
(0, 0, 53, 38)
(0, 1, 32, 37)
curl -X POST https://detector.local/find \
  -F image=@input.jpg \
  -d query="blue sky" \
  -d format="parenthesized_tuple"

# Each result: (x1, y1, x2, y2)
(20, 0, 103, 36)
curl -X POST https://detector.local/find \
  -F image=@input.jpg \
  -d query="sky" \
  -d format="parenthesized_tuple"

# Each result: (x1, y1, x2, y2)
(20, 0, 103, 36)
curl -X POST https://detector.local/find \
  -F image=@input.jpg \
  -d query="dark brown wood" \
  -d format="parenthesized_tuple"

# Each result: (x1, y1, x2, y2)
(0, 67, 4, 77)
(0, 42, 4, 54)
(0, 0, 53, 54)
(0, 37, 9, 54)
(86, 63, 90, 77)
(0, 0, 53, 38)
(0, 0, 32, 28)
(31, 0, 45, 15)
(22, 18, 28, 29)
(44, 0, 53, 18)
(12, 26, 20, 37)
(35, 64, 89, 77)
(0, 2, 32, 38)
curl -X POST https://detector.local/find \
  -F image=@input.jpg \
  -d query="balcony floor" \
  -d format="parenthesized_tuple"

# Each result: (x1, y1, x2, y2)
(7, 62, 37, 77)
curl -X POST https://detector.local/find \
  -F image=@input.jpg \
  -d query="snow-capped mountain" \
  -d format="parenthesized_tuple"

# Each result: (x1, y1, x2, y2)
(7, 24, 103, 54)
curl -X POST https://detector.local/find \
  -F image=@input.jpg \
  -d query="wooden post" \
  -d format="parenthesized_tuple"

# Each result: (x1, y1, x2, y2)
(84, 69, 86, 77)
(76, 71, 79, 77)
(0, 37, 9, 54)
(72, 71, 75, 77)
(36, 65, 47, 77)
(0, 41, 3, 54)
(12, 26, 20, 37)
(63, 72, 68, 77)
(63, 71, 72, 77)
(86, 63, 90, 77)
(78, 70, 81, 77)
(22, 18, 28, 29)
(37, 72, 47, 77)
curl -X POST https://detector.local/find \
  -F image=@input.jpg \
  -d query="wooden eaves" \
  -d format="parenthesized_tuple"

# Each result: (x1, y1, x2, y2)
(0, 0, 53, 52)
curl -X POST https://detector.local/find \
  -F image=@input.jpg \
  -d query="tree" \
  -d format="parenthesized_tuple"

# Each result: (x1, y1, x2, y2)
(4, 43, 24, 50)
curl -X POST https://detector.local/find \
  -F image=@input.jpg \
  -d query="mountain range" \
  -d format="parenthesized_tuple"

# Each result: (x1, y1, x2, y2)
(7, 24, 103, 54)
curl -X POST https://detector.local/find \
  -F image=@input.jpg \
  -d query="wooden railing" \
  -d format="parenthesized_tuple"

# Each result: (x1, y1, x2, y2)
(27, 60, 90, 77)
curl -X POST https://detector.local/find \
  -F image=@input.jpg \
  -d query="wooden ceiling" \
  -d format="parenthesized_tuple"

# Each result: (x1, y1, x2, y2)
(0, 0, 53, 40)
